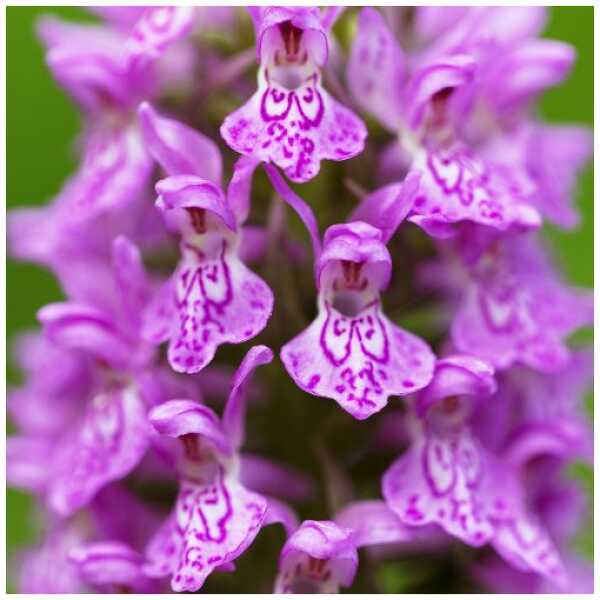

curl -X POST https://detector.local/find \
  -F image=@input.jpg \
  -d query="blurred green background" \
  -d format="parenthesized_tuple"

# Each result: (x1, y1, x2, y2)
(6, 5, 594, 589)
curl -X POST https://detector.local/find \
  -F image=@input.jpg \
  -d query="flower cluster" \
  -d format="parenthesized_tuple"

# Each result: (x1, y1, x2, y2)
(8, 7, 592, 594)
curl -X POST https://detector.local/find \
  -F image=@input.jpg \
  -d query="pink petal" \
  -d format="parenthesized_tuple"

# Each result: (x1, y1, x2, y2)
(144, 472, 267, 592)
(281, 300, 435, 420)
(168, 250, 273, 374)
(48, 386, 150, 516)
(221, 75, 366, 183)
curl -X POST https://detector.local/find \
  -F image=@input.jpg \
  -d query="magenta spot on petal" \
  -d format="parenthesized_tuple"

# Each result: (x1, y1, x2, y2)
(402, 380, 415, 388)
(307, 374, 321, 389)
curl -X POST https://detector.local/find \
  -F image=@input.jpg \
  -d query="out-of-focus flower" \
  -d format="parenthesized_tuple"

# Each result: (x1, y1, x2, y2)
(8, 237, 190, 517)
(449, 235, 593, 372)
(15, 485, 164, 593)
(347, 7, 584, 243)
(383, 355, 582, 587)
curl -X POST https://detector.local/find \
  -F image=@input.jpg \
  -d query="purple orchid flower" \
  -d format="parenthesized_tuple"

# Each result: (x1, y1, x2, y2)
(221, 6, 367, 183)
(6, 6, 592, 594)
(477, 123, 593, 230)
(382, 355, 579, 587)
(473, 450, 592, 593)
(14, 485, 164, 593)
(138, 103, 274, 374)
(472, 349, 593, 459)
(35, 8, 195, 222)
(7, 8, 199, 289)
(406, 7, 573, 146)
(275, 500, 416, 593)
(7, 237, 193, 517)
(450, 234, 593, 373)
(274, 520, 358, 593)
(281, 220, 436, 420)
(346, 7, 567, 241)
(69, 541, 161, 593)
(143, 345, 297, 592)
(266, 167, 435, 420)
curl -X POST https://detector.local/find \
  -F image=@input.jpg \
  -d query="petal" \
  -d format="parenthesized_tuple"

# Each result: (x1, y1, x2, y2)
(8, 332, 91, 435)
(8, 387, 79, 439)
(167, 250, 273, 374)
(263, 497, 299, 537)
(491, 516, 567, 587)
(511, 348, 593, 426)
(125, 7, 196, 74)
(37, 17, 133, 111)
(149, 399, 231, 457)
(471, 554, 540, 594)
(278, 520, 358, 590)
(141, 277, 176, 344)
(482, 40, 575, 113)
(415, 354, 497, 418)
(221, 74, 366, 183)
(472, 7, 548, 45)
(38, 302, 138, 369)
(69, 541, 156, 592)
(502, 423, 582, 472)
(382, 426, 495, 546)
(320, 7, 346, 30)
(238, 225, 268, 263)
(422, 7, 547, 56)
(111, 236, 150, 330)
(253, 7, 328, 65)
(414, 7, 470, 43)
(7, 436, 55, 493)
(281, 300, 435, 420)
(90, 7, 147, 30)
(222, 345, 274, 448)
(525, 125, 593, 229)
(409, 146, 542, 238)
(8, 206, 60, 265)
(335, 500, 414, 548)
(452, 262, 593, 373)
(226, 156, 261, 225)
(347, 8, 405, 132)
(90, 484, 165, 549)
(404, 53, 476, 130)
(318, 222, 392, 291)
(48, 386, 150, 516)
(350, 171, 421, 244)
(138, 102, 222, 184)
(155, 175, 237, 233)
(64, 121, 153, 222)
(144, 472, 268, 592)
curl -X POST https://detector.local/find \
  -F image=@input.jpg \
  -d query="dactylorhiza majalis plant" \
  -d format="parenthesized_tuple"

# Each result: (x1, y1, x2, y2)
(7, 6, 593, 594)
